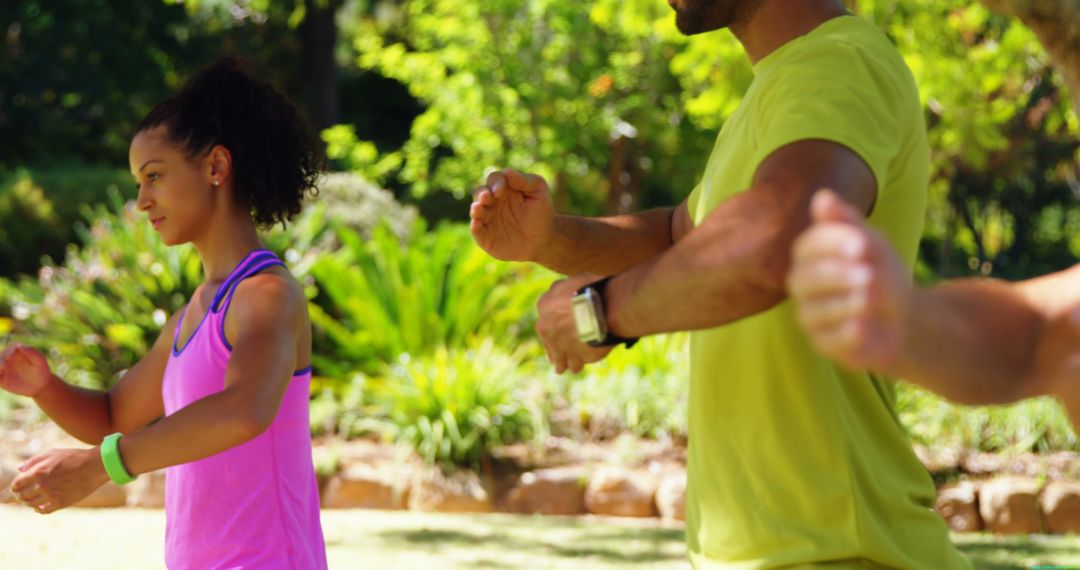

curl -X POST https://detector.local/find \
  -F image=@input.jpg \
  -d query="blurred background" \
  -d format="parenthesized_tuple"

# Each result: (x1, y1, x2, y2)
(1, 0, 1079, 567)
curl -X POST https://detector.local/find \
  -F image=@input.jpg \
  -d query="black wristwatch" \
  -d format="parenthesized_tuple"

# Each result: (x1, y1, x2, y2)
(570, 277, 639, 348)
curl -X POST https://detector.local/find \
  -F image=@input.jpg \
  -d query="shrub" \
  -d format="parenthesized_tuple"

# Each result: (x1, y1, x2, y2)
(1, 173, 420, 390)
(1, 189, 201, 389)
(373, 340, 539, 470)
(262, 171, 419, 262)
(306, 220, 553, 380)
(546, 334, 689, 440)
(897, 383, 1079, 452)
(0, 165, 133, 277)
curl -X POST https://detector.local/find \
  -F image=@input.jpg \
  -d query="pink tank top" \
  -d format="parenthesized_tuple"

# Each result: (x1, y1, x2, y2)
(161, 249, 327, 569)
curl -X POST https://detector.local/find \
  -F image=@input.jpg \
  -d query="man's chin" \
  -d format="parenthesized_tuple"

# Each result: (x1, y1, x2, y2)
(675, 13, 724, 36)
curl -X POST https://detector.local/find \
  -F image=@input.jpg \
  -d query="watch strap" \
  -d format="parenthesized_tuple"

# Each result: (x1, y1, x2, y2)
(584, 277, 639, 348)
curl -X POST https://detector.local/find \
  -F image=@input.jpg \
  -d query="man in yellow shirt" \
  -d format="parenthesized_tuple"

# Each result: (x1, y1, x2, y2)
(471, 0, 969, 567)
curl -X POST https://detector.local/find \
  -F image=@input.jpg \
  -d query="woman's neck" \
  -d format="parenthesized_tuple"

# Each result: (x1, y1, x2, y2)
(192, 209, 264, 285)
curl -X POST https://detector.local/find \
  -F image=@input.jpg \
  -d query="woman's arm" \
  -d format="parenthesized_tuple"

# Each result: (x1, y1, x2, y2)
(10, 274, 306, 513)
(1, 310, 179, 444)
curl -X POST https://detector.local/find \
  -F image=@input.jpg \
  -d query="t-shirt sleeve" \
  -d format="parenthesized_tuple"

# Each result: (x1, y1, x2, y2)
(685, 183, 703, 225)
(752, 41, 903, 197)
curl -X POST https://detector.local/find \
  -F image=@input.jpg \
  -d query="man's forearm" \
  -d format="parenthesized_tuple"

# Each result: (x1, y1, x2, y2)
(535, 209, 675, 276)
(604, 189, 795, 336)
(604, 209, 1046, 405)
(894, 281, 1044, 405)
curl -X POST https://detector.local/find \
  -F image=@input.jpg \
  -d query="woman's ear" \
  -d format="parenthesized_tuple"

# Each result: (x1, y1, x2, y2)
(207, 144, 233, 187)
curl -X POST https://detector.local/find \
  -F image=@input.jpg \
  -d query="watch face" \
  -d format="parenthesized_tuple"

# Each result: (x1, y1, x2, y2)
(572, 292, 602, 342)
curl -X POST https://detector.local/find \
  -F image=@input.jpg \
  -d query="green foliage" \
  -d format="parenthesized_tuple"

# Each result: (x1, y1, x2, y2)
(5, 0, 1080, 462)
(307, 171, 418, 241)
(309, 373, 388, 438)
(547, 334, 689, 440)
(375, 341, 538, 469)
(1, 0, 315, 166)
(858, 0, 1080, 280)
(0, 175, 57, 278)
(343, 0, 1079, 279)
(0, 390, 18, 425)
(306, 220, 553, 379)
(261, 171, 420, 273)
(1, 1, 203, 164)
(0, 165, 133, 277)
(345, 0, 716, 212)
(323, 125, 406, 186)
(897, 382, 1079, 452)
(1, 190, 201, 389)
(0, 172, 431, 390)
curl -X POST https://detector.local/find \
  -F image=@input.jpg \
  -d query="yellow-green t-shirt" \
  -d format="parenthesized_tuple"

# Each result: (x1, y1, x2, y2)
(684, 16, 970, 569)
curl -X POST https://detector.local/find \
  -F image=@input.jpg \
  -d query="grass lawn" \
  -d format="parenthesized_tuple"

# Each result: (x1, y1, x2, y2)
(1, 505, 1079, 569)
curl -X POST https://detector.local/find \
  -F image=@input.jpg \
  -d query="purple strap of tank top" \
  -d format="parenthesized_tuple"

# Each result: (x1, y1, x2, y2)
(217, 259, 287, 313)
(171, 250, 278, 342)
(216, 257, 287, 351)
(210, 250, 280, 313)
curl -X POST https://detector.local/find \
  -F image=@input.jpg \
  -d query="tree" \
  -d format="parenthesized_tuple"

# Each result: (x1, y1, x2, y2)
(981, 0, 1080, 117)
(854, 0, 1080, 279)
(336, 0, 721, 213)
(0, 0, 211, 164)
(300, 0, 342, 132)
(0, 0, 311, 166)
(178, 0, 345, 132)
(339, 0, 1079, 247)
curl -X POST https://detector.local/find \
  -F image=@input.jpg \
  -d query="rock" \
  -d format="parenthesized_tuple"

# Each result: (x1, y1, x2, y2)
(913, 445, 963, 475)
(1045, 452, 1080, 481)
(961, 452, 1010, 477)
(961, 452, 1066, 480)
(1042, 480, 1080, 534)
(74, 482, 127, 509)
(935, 481, 982, 532)
(655, 472, 686, 522)
(491, 443, 539, 471)
(128, 471, 166, 509)
(978, 477, 1043, 534)
(408, 469, 493, 513)
(504, 467, 586, 515)
(334, 439, 400, 464)
(585, 466, 658, 518)
(323, 464, 407, 510)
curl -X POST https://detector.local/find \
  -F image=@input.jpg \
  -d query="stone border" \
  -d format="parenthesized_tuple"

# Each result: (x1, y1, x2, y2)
(3, 435, 1079, 534)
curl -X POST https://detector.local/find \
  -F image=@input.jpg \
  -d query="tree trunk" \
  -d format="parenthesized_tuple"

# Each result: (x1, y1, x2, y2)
(605, 135, 643, 215)
(300, 0, 341, 133)
(981, 0, 1080, 117)
(554, 171, 568, 213)
(606, 135, 627, 215)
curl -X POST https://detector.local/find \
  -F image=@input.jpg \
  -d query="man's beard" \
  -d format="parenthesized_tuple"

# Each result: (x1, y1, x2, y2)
(674, 0, 753, 36)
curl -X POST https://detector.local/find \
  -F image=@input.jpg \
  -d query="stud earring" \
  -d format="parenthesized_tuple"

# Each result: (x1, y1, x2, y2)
(212, 180, 221, 187)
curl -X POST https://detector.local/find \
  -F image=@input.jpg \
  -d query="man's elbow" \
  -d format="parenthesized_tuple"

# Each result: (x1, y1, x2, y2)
(762, 254, 794, 297)
(755, 228, 797, 298)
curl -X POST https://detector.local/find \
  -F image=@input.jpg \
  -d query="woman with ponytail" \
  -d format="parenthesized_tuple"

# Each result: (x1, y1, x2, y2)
(0, 58, 328, 569)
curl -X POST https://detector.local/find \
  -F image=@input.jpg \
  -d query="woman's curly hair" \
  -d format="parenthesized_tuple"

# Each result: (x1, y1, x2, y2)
(136, 58, 323, 227)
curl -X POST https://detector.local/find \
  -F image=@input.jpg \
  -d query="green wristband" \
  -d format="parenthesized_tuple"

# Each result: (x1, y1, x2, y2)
(100, 433, 136, 485)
